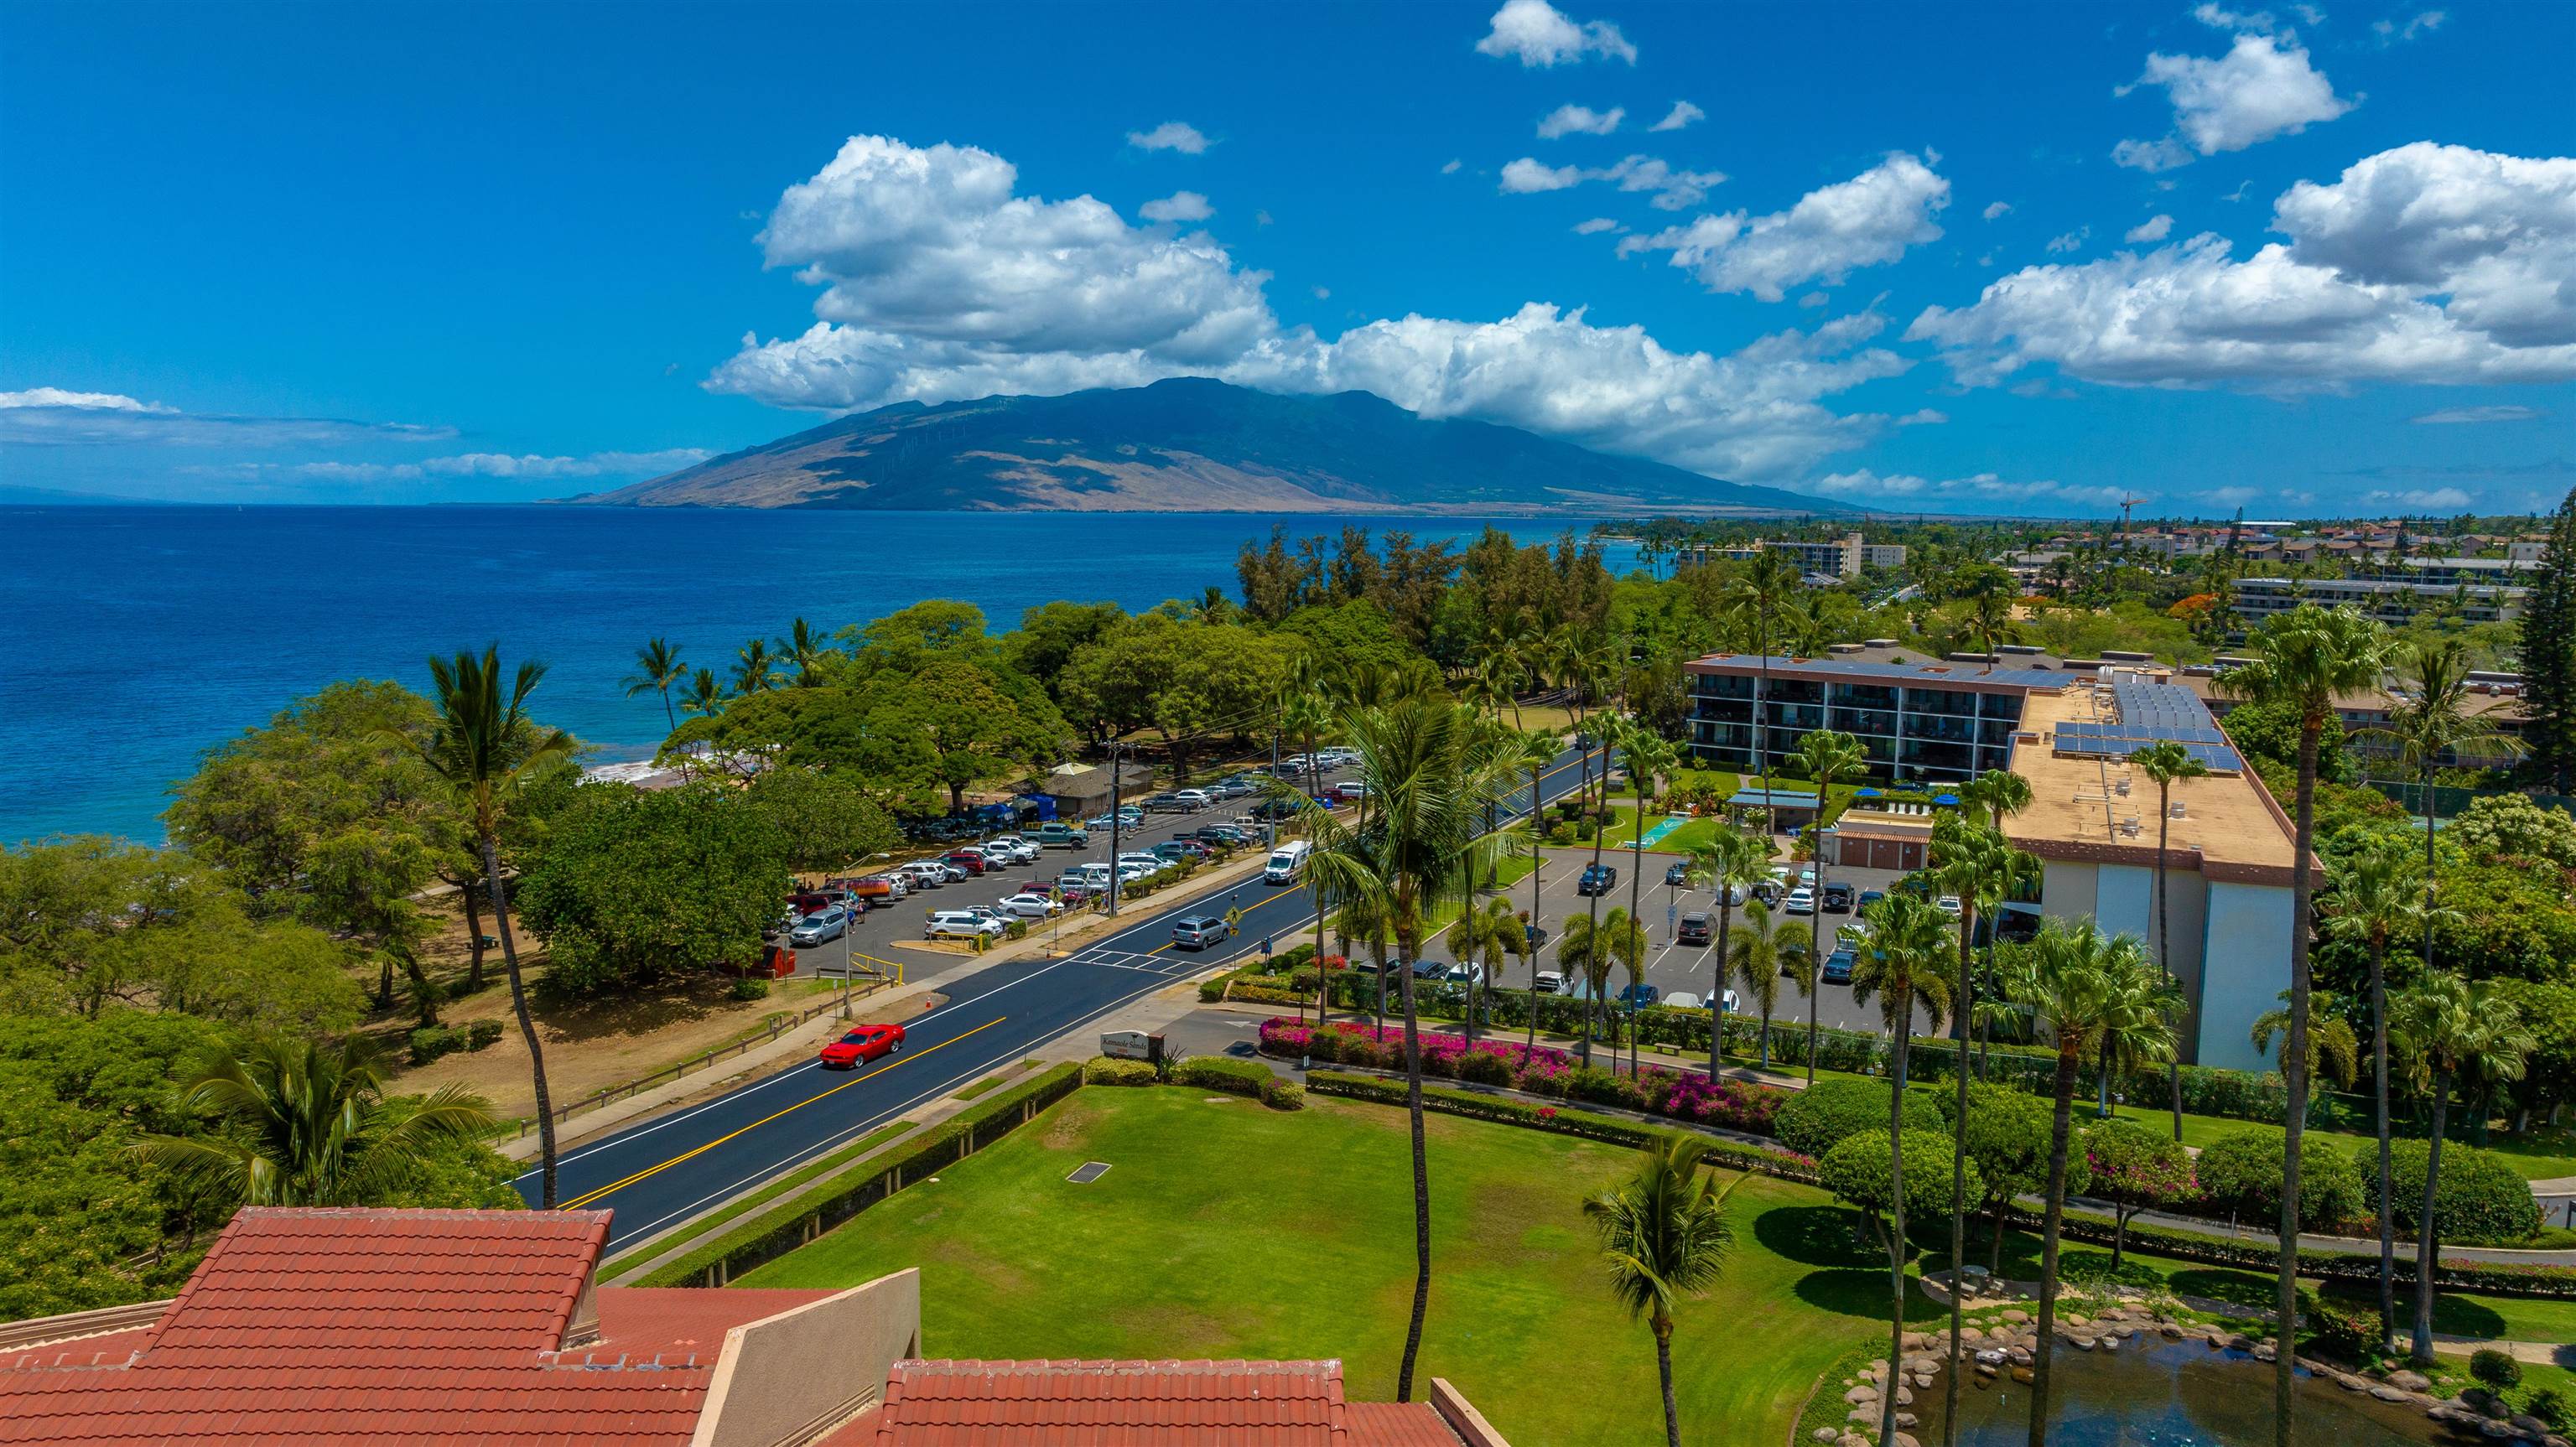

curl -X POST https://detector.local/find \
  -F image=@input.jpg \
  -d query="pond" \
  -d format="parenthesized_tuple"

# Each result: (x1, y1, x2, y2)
(1915, 1335, 2445, 1445)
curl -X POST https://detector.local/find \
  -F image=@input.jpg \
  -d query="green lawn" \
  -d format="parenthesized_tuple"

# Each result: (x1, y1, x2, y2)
(2476, 1128, 2576, 1183)
(737, 1086, 1926, 1447)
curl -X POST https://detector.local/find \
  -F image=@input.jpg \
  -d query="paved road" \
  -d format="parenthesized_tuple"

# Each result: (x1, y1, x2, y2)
(517, 747, 1596, 1246)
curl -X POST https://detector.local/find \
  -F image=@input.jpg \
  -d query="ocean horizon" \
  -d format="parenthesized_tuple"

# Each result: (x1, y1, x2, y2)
(0, 505, 1637, 844)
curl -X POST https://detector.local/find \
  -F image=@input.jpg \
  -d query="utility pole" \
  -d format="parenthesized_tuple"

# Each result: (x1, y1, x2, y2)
(1106, 739, 1124, 918)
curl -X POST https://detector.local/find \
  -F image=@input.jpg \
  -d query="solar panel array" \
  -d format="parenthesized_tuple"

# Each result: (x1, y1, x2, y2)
(2053, 681, 2245, 772)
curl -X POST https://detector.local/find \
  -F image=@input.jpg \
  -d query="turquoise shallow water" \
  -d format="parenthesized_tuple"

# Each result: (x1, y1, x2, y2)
(0, 506, 1632, 843)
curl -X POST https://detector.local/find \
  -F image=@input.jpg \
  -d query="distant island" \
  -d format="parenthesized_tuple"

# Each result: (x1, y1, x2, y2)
(569, 377, 1844, 516)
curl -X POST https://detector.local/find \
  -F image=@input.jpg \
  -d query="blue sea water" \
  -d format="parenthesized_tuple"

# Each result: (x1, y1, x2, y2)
(1, 506, 1629, 844)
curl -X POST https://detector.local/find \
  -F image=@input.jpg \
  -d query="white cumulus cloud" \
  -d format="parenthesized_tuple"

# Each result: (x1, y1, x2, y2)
(1572, 216, 1623, 235)
(2126, 214, 2175, 243)
(1140, 190, 1214, 223)
(0, 387, 173, 412)
(2114, 11, 2353, 171)
(1499, 157, 1585, 194)
(1806, 468, 2137, 511)
(1908, 143, 2576, 392)
(1474, 0, 1637, 65)
(1982, 201, 2012, 221)
(1500, 153, 1722, 209)
(1649, 101, 1705, 132)
(1537, 103, 1623, 139)
(2412, 405, 2543, 424)
(1126, 121, 1211, 154)
(1620, 153, 1949, 301)
(0, 388, 452, 447)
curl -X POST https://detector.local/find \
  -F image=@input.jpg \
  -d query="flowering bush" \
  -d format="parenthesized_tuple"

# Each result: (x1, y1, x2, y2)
(1258, 1018, 1790, 1137)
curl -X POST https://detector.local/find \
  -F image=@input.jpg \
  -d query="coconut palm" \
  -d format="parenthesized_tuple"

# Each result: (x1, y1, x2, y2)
(1685, 824, 1773, 1074)
(2225, 602, 2388, 1439)
(132, 1036, 494, 1206)
(410, 646, 576, 1206)
(1996, 918, 2177, 1447)
(1457, 895, 1522, 1045)
(2250, 989, 2360, 1089)
(1723, 548, 1801, 836)
(2319, 838, 2453, 1344)
(1514, 728, 1562, 1060)
(2127, 739, 2210, 1141)
(2391, 973, 2535, 1366)
(1792, 729, 1867, 1086)
(1299, 697, 1522, 1402)
(779, 617, 832, 687)
(1620, 723, 1680, 1075)
(621, 637, 688, 734)
(1582, 1136, 1744, 1447)
(679, 666, 727, 720)
(1727, 901, 1810, 1071)
(1841, 889, 1957, 1446)
(732, 637, 779, 695)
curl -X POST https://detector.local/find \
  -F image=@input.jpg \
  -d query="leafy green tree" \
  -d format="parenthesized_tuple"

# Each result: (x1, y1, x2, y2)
(2079, 1118, 2194, 1268)
(1005, 600, 1127, 703)
(740, 766, 899, 872)
(1060, 615, 1287, 779)
(779, 617, 836, 686)
(2518, 485, 2576, 791)
(732, 637, 779, 695)
(1958, 1082, 2077, 1273)
(839, 599, 993, 678)
(1581, 1136, 1742, 1447)
(2392, 972, 2536, 1365)
(515, 784, 792, 995)
(1618, 721, 1680, 1073)
(1821, 1128, 1981, 1251)
(1686, 823, 1773, 1071)
(132, 1036, 496, 1207)
(411, 647, 575, 1208)
(2449, 793, 2576, 869)
(864, 659, 1068, 815)
(2225, 601, 2388, 1443)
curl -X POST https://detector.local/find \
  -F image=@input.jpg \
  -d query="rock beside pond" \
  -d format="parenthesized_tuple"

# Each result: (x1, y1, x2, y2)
(2000, 1309, 2028, 1323)
(2099, 1335, 2118, 1353)
(2386, 1369, 2432, 1392)
(1811, 1431, 1837, 1443)
(1844, 1386, 1876, 1404)
(2010, 1366, 2034, 1384)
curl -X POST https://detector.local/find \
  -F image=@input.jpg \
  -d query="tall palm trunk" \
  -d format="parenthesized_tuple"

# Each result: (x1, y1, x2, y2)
(460, 878, 488, 993)
(1654, 1315, 1680, 1447)
(2276, 720, 2322, 1446)
(1716, 891, 1739, 1074)
(2156, 781, 2184, 1143)
(1625, 767, 1646, 1077)
(2028, 1043, 2082, 1447)
(1945, 913, 1974, 1447)
(1808, 843, 1828, 1085)
(2410, 1067, 2452, 1365)
(1527, 766, 1545, 1068)
(1582, 783, 1610, 1067)
(1394, 921, 1433, 1403)
(482, 834, 557, 1208)
(1309, 734, 1329, 1026)
(2371, 934, 2395, 1347)
(1881, 994, 1914, 1447)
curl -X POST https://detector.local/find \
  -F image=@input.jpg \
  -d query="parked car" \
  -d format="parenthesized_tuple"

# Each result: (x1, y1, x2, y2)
(1936, 895, 1964, 916)
(1333, 780, 1369, 803)
(818, 1023, 904, 1068)
(1677, 911, 1712, 947)
(789, 907, 849, 946)
(943, 850, 991, 877)
(1170, 788, 1214, 812)
(1857, 889, 1886, 911)
(1036, 822, 1090, 848)
(925, 910, 1006, 941)
(1664, 992, 1703, 1010)
(1193, 823, 1251, 847)
(983, 836, 1037, 864)
(1616, 983, 1660, 1009)
(1821, 947, 1857, 985)
(1533, 970, 1565, 995)
(1784, 887, 1815, 916)
(1140, 792, 1187, 814)
(1249, 798, 1301, 822)
(1823, 882, 1854, 913)
(1086, 807, 1144, 831)
(932, 859, 969, 882)
(1170, 914, 1234, 951)
(1116, 851, 1166, 873)
(995, 892, 1062, 919)
(1662, 860, 1690, 886)
(1576, 863, 1618, 896)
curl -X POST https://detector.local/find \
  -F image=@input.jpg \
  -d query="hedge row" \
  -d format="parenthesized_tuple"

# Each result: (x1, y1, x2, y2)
(1305, 1070, 1818, 1185)
(639, 1061, 1083, 1288)
(408, 1018, 504, 1066)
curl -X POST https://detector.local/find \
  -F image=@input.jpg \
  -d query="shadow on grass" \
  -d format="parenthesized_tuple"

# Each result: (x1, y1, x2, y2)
(1794, 1268, 1950, 1324)
(2168, 1268, 2285, 1311)
(2316, 1279, 2507, 1338)
(1756, 1204, 1885, 1269)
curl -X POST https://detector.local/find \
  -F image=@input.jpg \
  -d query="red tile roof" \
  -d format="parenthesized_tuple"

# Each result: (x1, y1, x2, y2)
(862, 1359, 1459, 1446)
(0, 1207, 817, 1447)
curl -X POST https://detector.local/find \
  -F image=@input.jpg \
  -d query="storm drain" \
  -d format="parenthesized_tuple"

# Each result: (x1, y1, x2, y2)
(1067, 1161, 1113, 1185)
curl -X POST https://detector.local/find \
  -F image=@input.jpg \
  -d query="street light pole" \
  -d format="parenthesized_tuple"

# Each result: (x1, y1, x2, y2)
(1107, 739, 1124, 919)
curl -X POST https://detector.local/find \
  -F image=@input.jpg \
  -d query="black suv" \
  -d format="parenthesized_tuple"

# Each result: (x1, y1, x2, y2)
(1677, 911, 1711, 946)
(1576, 863, 1618, 896)
(1823, 882, 1854, 913)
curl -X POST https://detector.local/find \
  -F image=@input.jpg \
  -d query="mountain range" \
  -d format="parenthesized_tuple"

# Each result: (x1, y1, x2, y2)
(576, 379, 1840, 515)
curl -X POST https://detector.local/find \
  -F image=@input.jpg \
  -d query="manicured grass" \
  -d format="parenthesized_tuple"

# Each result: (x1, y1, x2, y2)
(1484, 853, 1540, 889)
(2314, 1282, 2576, 1345)
(2478, 1128, 2576, 1184)
(612, 1119, 919, 1282)
(736, 1086, 1931, 1446)
(951, 1071, 1016, 1101)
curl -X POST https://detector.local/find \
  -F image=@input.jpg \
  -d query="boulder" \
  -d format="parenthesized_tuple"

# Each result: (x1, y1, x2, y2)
(1896, 1413, 1919, 1429)
(1976, 1361, 1997, 1379)
(2001, 1310, 2029, 1324)
(1811, 1431, 1838, 1444)
(2388, 1370, 2432, 1393)
(2160, 1324, 2185, 1341)
(2068, 1336, 2096, 1351)
(2099, 1335, 2119, 1353)
(2010, 1366, 2035, 1384)
(1845, 1386, 1877, 1405)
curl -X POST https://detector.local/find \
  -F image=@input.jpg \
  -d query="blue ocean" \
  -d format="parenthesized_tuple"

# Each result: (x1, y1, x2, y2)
(1, 506, 1632, 843)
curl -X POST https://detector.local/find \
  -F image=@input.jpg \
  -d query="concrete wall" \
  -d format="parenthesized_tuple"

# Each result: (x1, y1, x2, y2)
(2036, 860, 2098, 922)
(2199, 882, 2295, 1074)
(693, 1268, 922, 1447)
(2093, 864, 2154, 942)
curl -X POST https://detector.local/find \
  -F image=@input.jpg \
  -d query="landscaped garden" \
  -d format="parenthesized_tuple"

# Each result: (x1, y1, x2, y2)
(733, 1083, 1935, 1447)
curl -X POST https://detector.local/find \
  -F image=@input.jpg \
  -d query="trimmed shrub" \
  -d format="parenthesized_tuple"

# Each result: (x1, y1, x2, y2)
(464, 1019, 505, 1051)
(1172, 1056, 1271, 1097)
(1820, 1128, 1983, 1227)
(1455, 1050, 1512, 1087)
(1304, 1071, 1820, 1183)
(407, 1025, 461, 1067)
(1082, 1055, 1156, 1086)
(2366, 1138, 2544, 1246)
(2193, 1128, 2365, 1232)
(2300, 1291, 2381, 1363)
(2526, 1387, 2571, 1432)
(2470, 1348, 2521, 1392)
(1775, 1077, 1953, 1160)
(727, 977, 771, 1001)
(1259, 1077, 1306, 1111)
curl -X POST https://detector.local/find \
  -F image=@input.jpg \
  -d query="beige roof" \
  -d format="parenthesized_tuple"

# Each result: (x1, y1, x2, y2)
(2003, 687, 2308, 886)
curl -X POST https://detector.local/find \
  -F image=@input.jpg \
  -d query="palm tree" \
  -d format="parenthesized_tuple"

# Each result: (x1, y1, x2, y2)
(2225, 602, 2388, 1438)
(1792, 729, 1867, 1086)
(1514, 729, 1561, 1061)
(621, 637, 688, 734)
(2391, 973, 2534, 1366)
(2127, 740, 2210, 1141)
(680, 666, 727, 721)
(134, 1036, 493, 1206)
(1284, 686, 1338, 1024)
(732, 637, 779, 695)
(780, 617, 831, 686)
(1621, 723, 1680, 1075)
(1841, 889, 1956, 1447)
(1727, 901, 1809, 1071)
(1300, 698, 1521, 1402)
(1458, 895, 1522, 1045)
(1582, 1137, 1743, 1447)
(1685, 825, 1772, 1074)
(2319, 838, 2452, 1346)
(2251, 989, 2360, 1090)
(1996, 919, 2176, 1447)
(1723, 548, 1800, 836)
(411, 646, 576, 1206)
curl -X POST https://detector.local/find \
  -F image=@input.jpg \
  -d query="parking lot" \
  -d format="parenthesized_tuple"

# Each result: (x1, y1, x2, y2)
(1435, 832, 1946, 1038)
(777, 754, 1360, 978)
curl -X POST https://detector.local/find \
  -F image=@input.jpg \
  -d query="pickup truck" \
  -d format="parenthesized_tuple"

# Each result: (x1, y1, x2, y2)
(1036, 822, 1090, 848)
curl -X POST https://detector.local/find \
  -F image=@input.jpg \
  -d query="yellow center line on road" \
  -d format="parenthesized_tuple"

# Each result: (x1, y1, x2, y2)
(557, 1015, 1009, 1211)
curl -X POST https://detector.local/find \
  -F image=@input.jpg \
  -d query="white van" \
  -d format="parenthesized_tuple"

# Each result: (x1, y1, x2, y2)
(1265, 839, 1311, 883)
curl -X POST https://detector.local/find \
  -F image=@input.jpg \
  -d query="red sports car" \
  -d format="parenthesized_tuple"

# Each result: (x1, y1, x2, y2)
(818, 1024, 905, 1069)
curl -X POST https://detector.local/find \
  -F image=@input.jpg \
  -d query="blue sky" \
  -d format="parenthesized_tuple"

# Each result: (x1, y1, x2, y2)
(3, 0, 2568, 517)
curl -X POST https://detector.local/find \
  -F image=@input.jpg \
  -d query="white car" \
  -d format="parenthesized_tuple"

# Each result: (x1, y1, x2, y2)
(1935, 895, 1964, 916)
(1664, 991, 1704, 1010)
(925, 910, 1007, 941)
(1116, 852, 1167, 873)
(1533, 971, 1565, 994)
(898, 862, 946, 889)
(985, 837, 1038, 864)
(1171, 788, 1214, 812)
(996, 892, 1062, 918)
(1721, 988, 1740, 1014)
(1784, 887, 1816, 916)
